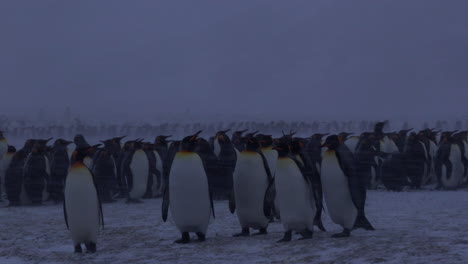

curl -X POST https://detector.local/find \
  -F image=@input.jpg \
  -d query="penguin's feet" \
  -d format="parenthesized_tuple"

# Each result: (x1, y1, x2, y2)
(233, 228, 250, 237)
(175, 232, 190, 244)
(314, 218, 327, 232)
(196, 232, 206, 242)
(252, 228, 267, 236)
(74, 244, 82, 253)
(331, 229, 351, 238)
(277, 230, 292, 243)
(85, 242, 96, 253)
(298, 230, 313, 240)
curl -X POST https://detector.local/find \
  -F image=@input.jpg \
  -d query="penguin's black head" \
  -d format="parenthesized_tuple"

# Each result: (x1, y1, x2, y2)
(74, 134, 90, 149)
(53, 139, 73, 149)
(133, 139, 144, 149)
(273, 136, 291, 157)
(289, 138, 305, 155)
(100, 139, 114, 150)
(155, 135, 171, 145)
(0, 131, 4, 138)
(72, 144, 101, 163)
(311, 133, 329, 142)
(322, 135, 340, 150)
(181, 131, 202, 152)
(244, 134, 260, 152)
(232, 129, 248, 138)
(256, 134, 273, 148)
(216, 130, 232, 145)
(143, 142, 154, 151)
(7, 145, 16, 153)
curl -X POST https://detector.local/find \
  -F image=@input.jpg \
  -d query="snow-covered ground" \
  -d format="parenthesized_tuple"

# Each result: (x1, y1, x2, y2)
(1, 190, 468, 264)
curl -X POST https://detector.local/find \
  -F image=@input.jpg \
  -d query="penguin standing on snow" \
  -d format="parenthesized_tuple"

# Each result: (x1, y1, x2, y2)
(213, 130, 237, 198)
(231, 129, 248, 152)
(270, 136, 319, 242)
(162, 131, 215, 243)
(92, 139, 118, 203)
(230, 134, 272, 236)
(122, 140, 149, 202)
(49, 139, 72, 203)
(23, 138, 52, 205)
(321, 135, 374, 238)
(5, 139, 35, 206)
(1, 146, 16, 201)
(436, 131, 464, 189)
(64, 146, 104, 253)
(0, 131, 7, 160)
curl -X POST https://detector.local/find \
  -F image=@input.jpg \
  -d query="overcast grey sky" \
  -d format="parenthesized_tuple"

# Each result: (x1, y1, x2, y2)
(1, 0, 467, 121)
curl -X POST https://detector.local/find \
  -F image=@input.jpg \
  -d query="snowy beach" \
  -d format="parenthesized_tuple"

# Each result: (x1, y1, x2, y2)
(1, 190, 467, 264)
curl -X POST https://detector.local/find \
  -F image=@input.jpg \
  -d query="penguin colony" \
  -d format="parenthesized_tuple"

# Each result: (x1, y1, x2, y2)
(1, 120, 467, 253)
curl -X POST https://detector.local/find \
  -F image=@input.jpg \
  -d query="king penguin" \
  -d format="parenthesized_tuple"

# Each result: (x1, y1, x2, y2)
(162, 131, 215, 243)
(321, 135, 374, 238)
(1, 145, 16, 201)
(230, 134, 272, 236)
(64, 146, 104, 253)
(124, 140, 150, 202)
(0, 131, 8, 161)
(271, 136, 318, 242)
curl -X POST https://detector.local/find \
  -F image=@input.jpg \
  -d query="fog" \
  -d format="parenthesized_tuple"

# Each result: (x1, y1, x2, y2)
(1, 0, 467, 122)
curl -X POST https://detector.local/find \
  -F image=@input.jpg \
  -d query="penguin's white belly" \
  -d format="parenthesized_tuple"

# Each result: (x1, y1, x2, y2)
(275, 158, 315, 231)
(233, 152, 269, 229)
(129, 150, 149, 199)
(84, 156, 93, 169)
(321, 151, 357, 229)
(441, 145, 463, 189)
(65, 166, 100, 244)
(214, 139, 221, 158)
(169, 153, 211, 233)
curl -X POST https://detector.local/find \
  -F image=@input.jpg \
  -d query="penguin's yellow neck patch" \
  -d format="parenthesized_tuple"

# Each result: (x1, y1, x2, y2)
(71, 162, 88, 170)
(242, 150, 257, 155)
(0, 138, 6, 143)
(324, 150, 336, 156)
(177, 151, 196, 157)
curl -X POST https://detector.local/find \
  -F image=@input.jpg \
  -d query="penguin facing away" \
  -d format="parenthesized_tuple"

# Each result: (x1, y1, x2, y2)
(1, 145, 16, 201)
(162, 131, 215, 243)
(321, 135, 374, 238)
(271, 136, 317, 242)
(64, 146, 104, 253)
(230, 134, 272, 236)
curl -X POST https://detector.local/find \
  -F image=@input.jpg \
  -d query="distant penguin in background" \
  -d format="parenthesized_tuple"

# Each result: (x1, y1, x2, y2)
(404, 132, 427, 189)
(213, 130, 237, 198)
(49, 139, 72, 203)
(23, 138, 52, 205)
(436, 131, 464, 189)
(142, 142, 160, 199)
(5, 139, 35, 206)
(230, 134, 272, 236)
(162, 131, 215, 243)
(154, 135, 172, 193)
(231, 129, 248, 152)
(92, 139, 118, 203)
(0, 131, 8, 161)
(1, 146, 16, 201)
(321, 135, 374, 238)
(64, 146, 104, 253)
(123, 140, 149, 202)
(271, 136, 318, 242)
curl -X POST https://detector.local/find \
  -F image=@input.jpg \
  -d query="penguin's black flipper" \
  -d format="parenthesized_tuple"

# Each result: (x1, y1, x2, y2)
(89, 169, 105, 229)
(335, 147, 365, 211)
(263, 178, 276, 218)
(354, 213, 375, 231)
(257, 151, 273, 182)
(162, 184, 169, 222)
(229, 191, 236, 214)
(63, 202, 69, 230)
(209, 190, 216, 219)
